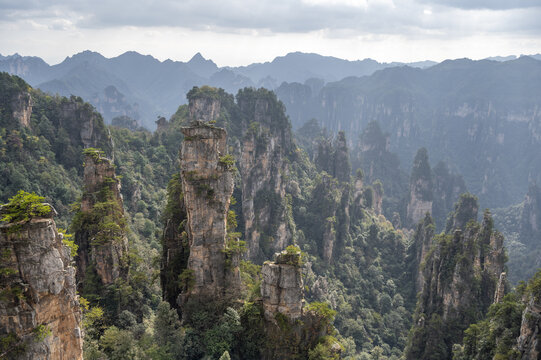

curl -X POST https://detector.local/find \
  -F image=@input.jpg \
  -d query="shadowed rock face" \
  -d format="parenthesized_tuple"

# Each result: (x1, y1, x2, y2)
(75, 152, 129, 289)
(0, 208, 83, 360)
(179, 122, 240, 303)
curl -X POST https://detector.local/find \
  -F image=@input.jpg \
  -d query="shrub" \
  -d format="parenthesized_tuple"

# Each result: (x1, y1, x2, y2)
(1, 190, 51, 223)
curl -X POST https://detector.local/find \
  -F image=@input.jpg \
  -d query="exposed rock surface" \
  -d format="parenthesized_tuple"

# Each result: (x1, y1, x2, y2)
(261, 249, 335, 360)
(0, 207, 83, 360)
(74, 151, 129, 289)
(517, 297, 541, 360)
(407, 148, 433, 226)
(494, 272, 507, 304)
(261, 251, 304, 321)
(406, 196, 506, 359)
(11, 91, 33, 128)
(160, 174, 189, 309)
(236, 89, 295, 262)
(179, 122, 240, 304)
(520, 184, 541, 246)
(189, 94, 221, 123)
(408, 213, 435, 293)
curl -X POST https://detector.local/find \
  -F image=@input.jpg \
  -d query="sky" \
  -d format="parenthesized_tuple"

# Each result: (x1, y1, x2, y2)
(1, 0, 540, 66)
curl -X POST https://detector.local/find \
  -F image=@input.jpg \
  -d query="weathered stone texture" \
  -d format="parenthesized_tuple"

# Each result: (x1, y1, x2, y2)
(0, 210, 83, 360)
(261, 251, 304, 321)
(179, 123, 240, 302)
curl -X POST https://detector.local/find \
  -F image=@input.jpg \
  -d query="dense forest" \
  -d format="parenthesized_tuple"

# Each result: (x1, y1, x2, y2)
(1, 70, 541, 360)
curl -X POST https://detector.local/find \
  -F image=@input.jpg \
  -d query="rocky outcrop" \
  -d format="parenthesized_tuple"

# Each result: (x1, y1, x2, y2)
(188, 90, 221, 123)
(73, 150, 129, 292)
(314, 131, 351, 183)
(236, 88, 295, 262)
(407, 148, 433, 226)
(494, 272, 507, 304)
(160, 174, 189, 309)
(11, 91, 33, 128)
(179, 122, 240, 305)
(406, 196, 506, 360)
(409, 213, 435, 293)
(261, 250, 304, 321)
(517, 297, 541, 359)
(57, 97, 112, 153)
(431, 161, 467, 230)
(0, 206, 83, 360)
(520, 184, 541, 246)
(261, 248, 337, 360)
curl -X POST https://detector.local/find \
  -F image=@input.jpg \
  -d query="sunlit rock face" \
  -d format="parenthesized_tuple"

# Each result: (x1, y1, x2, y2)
(0, 207, 83, 360)
(179, 122, 240, 305)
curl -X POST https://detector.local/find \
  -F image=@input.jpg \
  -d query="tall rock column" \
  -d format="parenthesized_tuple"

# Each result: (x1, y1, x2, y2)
(0, 202, 83, 360)
(405, 195, 506, 360)
(260, 248, 340, 360)
(237, 88, 295, 263)
(73, 149, 129, 293)
(179, 122, 240, 304)
(407, 148, 433, 227)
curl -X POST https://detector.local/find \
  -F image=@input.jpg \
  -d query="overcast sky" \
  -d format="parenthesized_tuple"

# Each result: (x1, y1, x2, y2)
(1, 0, 540, 66)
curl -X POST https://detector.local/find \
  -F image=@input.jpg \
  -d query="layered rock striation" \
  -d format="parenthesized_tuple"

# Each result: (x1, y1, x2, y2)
(179, 122, 241, 304)
(236, 88, 296, 262)
(261, 250, 304, 321)
(0, 205, 83, 360)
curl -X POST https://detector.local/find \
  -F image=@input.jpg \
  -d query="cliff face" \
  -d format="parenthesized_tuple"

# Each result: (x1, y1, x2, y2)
(236, 88, 295, 262)
(261, 249, 338, 360)
(520, 184, 541, 246)
(517, 296, 541, 359)
(406, 195, 506, 360)
(409, 213, 435, 293)
(11, 91, 33, 128)
(0, 207, 83, 360)
(189, 95, 221, 123)
(407, 148, 433, 226)
(73, 151, 129, 292)
(160, 174, 189, 309)
(179, 122, 240, 304)
(261, 251, 304, 321)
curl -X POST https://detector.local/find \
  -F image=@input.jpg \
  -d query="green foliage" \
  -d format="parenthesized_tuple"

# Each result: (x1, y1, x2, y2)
(83, 148, 106, 162)
(58, 227, 78, 257)
(187, 85, 223, 101)
(308, 336, 343, 360)
(179, 269, 195, 291)
(1, 190, 51, 223)
(32, 324, 52, 342)
(218, 154, 237, 171)
(307, 302, 337, 326)
(0, 332, 25, 358)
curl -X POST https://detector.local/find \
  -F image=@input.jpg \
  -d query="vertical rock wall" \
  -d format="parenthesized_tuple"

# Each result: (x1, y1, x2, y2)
(74, 151, 129, 290)
(0, 208, 83, 360)
(237, 89, 295, 262)
(179, 122, 240, 303)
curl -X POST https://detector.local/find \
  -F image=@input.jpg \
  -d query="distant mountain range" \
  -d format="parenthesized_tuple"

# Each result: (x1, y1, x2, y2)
(0, 50, 441, 128)
(278, 55, 541, 209)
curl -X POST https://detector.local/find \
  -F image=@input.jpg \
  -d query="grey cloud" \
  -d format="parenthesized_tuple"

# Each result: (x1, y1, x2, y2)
(0, 0, 540, 38)
(418, 0, 541, 10)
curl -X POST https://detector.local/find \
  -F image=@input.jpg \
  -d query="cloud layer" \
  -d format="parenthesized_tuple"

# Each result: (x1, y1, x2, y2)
(0, 0, 540, 66)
